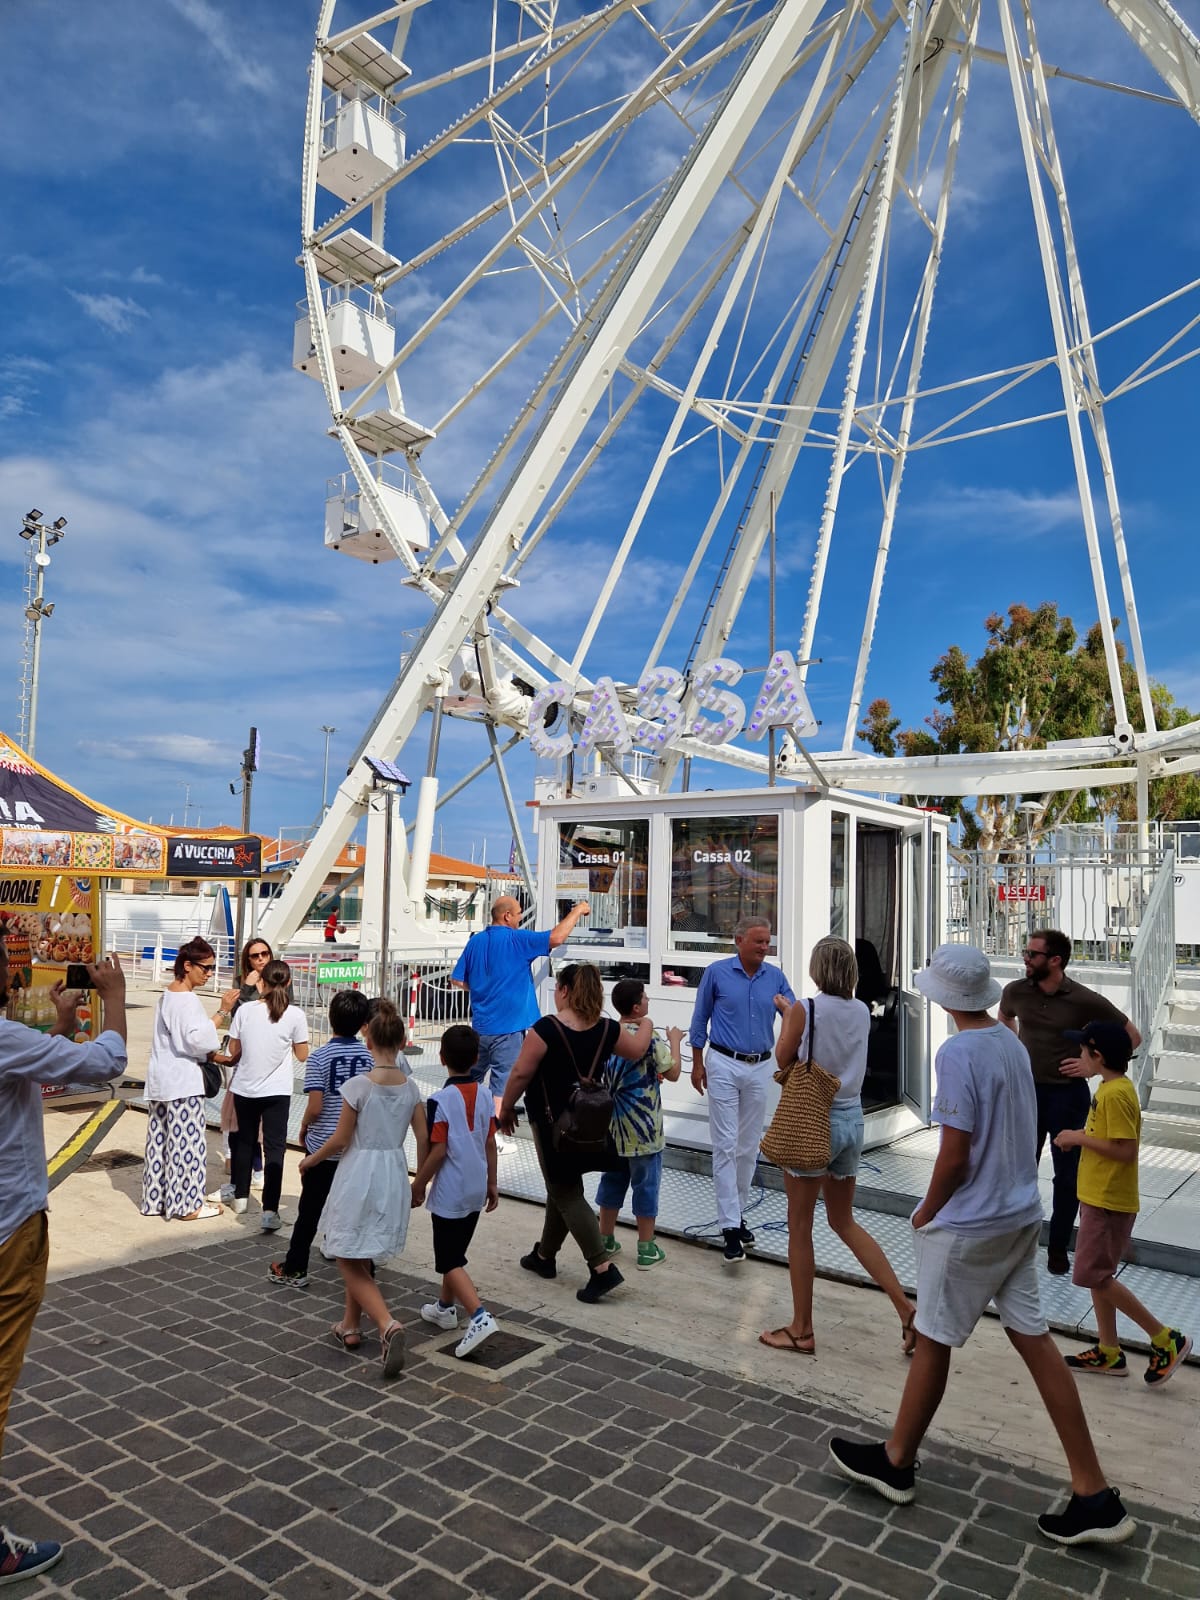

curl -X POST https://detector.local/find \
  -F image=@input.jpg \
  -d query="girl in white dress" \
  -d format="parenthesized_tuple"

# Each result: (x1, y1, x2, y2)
(299, 999, 427, 1378)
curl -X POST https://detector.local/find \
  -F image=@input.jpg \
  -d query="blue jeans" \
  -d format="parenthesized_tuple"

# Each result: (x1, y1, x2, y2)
(470, 1031, 522, 1099)
(596, 1153, 663, 1220)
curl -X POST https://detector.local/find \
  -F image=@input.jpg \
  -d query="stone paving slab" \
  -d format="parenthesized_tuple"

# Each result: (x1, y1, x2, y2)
(5, 1238, 1200, 1599)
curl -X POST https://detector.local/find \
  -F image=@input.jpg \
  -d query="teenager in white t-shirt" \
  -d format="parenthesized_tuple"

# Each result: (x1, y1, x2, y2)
(830, 944, 1133, 1551)
(222, 961, 309, 1230)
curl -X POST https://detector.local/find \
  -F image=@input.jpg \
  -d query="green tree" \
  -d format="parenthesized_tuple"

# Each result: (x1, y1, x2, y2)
(859, 602, 1200, 850)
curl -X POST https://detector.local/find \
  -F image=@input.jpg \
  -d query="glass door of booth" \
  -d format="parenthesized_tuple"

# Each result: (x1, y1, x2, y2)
(847, 815, 932, 1123)
(898, 813, 934, 1122)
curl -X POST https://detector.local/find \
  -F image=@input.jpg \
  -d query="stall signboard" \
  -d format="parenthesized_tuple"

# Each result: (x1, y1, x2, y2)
(0, 735, 265, 880)
(1, 873, 101, 1075)
(998, 884, 1047, 903)
(166, 836, 262, 878)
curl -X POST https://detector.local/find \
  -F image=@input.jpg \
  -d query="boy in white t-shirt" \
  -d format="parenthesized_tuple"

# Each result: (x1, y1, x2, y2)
(410, 1025, 500, 1359)
(830, 945, 1134, 1550)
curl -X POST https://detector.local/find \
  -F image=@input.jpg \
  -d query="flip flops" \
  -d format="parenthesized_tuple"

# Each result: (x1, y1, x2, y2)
(759, 1327, 816, 1355)
(331, 1323, 363, 1351)
(381, 1322, 406, 1378)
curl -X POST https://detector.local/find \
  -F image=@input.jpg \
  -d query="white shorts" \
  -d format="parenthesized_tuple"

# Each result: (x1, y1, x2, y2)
(913, 1220, 1046, 1347)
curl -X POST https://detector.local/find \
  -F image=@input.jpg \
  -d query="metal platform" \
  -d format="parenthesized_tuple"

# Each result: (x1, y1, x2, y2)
(127, 1043, 1200, 1363)
(393, 1058, 1200, 1364)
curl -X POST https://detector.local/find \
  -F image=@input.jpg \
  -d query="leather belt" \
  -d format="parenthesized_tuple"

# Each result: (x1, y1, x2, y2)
(711, 1046, 772, 1064)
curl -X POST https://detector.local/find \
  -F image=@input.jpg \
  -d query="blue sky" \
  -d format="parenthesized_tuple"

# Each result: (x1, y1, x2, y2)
(2, 0, 1198, 862)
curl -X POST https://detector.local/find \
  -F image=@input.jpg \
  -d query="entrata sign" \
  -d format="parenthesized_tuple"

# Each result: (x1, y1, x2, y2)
(318, 961, 365, 984)
(529, 650, 817, 760)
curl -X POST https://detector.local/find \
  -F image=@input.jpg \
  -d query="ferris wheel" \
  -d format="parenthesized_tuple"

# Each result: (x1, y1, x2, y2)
(262, 0, 1200, 944)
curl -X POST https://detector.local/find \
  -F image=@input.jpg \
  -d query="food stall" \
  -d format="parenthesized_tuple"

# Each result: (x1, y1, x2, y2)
(0, 734, 262, 1089)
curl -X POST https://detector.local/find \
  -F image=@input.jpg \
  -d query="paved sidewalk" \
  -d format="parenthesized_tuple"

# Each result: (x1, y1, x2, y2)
(5, 1231, 1200, 1600)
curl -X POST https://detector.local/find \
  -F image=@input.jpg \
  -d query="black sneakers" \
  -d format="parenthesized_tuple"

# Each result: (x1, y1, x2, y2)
(738, 1220, 756, 1247)
(828, 1438, 916, 1504)
(1047, 1248, 1071, 1276)
(722, 1229, 745, 1263)
(1037, 1488, 1136, 1546)
(577, 1264, 624, 1303)
(519, 1243, 556, 1279)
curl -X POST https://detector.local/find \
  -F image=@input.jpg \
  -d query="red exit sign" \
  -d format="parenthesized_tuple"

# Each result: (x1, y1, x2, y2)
(999, 884, 1046, 902)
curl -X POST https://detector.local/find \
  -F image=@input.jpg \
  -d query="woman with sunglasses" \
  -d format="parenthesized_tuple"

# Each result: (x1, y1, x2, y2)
(141, 937, 223, 1222)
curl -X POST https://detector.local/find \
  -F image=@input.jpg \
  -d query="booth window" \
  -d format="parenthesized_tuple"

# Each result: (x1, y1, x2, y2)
(669, 814, 779, 952)
(556, 819, 648, 949)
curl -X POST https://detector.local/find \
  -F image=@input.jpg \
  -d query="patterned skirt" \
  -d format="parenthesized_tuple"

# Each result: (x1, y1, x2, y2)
(141, 1096, 209, 1219)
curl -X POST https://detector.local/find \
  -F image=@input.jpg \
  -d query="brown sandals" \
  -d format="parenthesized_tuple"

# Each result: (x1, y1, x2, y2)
(759, 1327, 816, 1356)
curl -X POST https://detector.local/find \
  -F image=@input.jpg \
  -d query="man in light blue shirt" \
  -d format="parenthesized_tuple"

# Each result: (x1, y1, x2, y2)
(452, 896, 592, 1144)
(689, 918, 794, 1262)
(0, 949, 128, 1586)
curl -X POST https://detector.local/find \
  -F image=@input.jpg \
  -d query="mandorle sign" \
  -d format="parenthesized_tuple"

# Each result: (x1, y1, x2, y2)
(528, 650, 817, 760)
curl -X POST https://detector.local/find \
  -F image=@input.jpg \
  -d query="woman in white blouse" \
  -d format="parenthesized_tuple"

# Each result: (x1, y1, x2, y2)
(760, 937, 916, 1357)
(141, 937, 222, 1222)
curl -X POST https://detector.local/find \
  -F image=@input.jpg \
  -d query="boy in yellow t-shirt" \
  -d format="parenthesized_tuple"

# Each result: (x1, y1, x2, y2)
(1054, 1022, 1192, 1385)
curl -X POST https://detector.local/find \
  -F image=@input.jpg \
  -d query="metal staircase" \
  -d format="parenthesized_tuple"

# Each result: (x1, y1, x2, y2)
(1148, 993, 1200, 1116)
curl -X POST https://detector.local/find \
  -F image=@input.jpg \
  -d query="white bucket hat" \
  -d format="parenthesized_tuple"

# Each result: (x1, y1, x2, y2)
(914, 943, 1001, 1011)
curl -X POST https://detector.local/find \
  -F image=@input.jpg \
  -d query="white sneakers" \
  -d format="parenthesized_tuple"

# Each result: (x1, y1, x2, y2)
(455, 1310, 499, 1359)
(230, 1197, 248, 1215)
(261, 1211, 283, 1232)
(250, 1170, 265, 1190)
(419, 1301, 499, 1357)
(420, 1301, 460, 1331)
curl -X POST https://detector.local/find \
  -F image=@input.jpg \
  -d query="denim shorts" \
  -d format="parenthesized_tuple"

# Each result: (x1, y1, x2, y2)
(595, 1153, 663, 1219)
(786, 1102, 865, 1181)
(469, 1031, 522, 1098)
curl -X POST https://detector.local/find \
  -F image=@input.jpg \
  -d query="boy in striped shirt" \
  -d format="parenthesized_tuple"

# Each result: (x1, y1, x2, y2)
(268, 988, 372, 1288)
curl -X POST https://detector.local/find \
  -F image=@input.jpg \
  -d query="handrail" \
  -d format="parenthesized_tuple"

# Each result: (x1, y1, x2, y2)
(1128, 848, 1176, 1106)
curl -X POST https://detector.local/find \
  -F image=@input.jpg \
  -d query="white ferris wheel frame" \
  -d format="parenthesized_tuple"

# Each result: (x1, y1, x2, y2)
(261, 0, 1200, 946)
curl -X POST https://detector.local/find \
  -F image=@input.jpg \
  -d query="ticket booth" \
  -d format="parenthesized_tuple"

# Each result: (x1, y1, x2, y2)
(535, 785, 949, 1152)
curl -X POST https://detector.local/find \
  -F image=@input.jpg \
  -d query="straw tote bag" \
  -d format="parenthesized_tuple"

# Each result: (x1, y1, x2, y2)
(760, 1000, 840, 1172)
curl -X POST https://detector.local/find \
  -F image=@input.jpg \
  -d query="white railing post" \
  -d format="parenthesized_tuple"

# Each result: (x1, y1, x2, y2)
(1128, 848, 1176, 1107)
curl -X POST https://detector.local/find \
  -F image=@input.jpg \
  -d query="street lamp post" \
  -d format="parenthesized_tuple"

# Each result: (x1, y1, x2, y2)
(320, 725, 337, 818)
(16, 509, 68, 759)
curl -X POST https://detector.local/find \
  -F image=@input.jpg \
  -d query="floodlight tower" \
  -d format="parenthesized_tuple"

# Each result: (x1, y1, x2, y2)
(16, 509, 68, 760)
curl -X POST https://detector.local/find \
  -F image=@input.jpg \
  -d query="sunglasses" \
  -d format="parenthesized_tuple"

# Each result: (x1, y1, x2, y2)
(249, 950, 270, 960)
(192, 961, 217, 973)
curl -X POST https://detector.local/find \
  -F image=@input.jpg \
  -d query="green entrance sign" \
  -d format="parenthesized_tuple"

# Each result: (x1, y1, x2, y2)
(318, 961, 365, 985)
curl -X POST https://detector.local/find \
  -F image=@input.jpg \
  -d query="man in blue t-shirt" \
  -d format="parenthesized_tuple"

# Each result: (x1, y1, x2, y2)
(268, 988, 372, 1288)
(452, 895, 591, 1144)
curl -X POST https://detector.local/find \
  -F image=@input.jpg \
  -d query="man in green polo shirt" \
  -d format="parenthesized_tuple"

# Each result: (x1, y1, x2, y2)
(999, 929, 1140, 1277)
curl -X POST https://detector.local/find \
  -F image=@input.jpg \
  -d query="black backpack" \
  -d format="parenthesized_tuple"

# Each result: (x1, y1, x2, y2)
(546, 1017, 614, 1155)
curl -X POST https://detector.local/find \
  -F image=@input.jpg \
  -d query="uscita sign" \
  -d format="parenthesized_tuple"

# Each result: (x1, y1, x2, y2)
(528, 650, 817, 760)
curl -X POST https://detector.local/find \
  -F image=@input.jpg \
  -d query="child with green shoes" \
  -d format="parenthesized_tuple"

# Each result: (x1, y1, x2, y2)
(1055, 1021, 1192, 1385)
(597, 979, 683, 1270)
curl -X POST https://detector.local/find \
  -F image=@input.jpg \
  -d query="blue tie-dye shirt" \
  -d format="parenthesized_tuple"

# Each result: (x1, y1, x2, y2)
(606, 1032, 675, 1157)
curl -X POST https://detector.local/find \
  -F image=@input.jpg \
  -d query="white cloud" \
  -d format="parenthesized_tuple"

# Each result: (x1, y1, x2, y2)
(130, 266, 165, 286)
(67, 291, 148, 333)
(916, 483, 1085, 537)
(90, 734, 231, 769)
(163, 0, 275, 93)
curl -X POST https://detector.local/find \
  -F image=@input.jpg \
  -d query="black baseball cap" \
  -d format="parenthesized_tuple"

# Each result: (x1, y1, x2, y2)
(1064, 1021, 1133, 1069)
